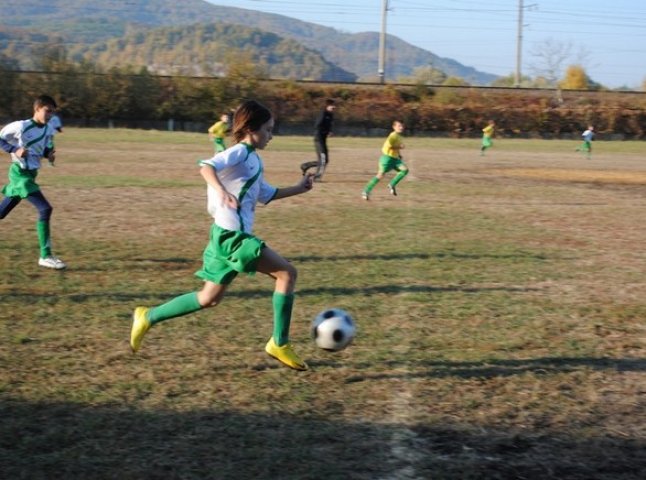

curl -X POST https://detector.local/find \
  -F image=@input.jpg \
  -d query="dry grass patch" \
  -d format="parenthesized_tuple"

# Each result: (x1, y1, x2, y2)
(488, 168, 646, 185)
(1, 130, 645, 479)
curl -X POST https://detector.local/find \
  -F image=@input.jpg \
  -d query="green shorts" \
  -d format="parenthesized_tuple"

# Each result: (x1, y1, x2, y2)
(482, 135, 493, 148)
(2, 163, 40, 199)
(195, 225, 266, 285)
(378, 154, 406, 174)
(213, 138, 226, 153)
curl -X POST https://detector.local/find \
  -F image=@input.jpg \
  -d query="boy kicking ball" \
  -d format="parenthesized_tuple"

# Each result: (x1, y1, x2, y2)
(131, 100, 314, 371)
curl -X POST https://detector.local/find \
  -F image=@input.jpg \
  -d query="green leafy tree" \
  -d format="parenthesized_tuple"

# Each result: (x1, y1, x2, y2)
(442, 76, 470, 87)
(490, 73, 534, 87)
(397, 66, 447, 85)
(0, 56, 20, 116)
(219, 52, 267, 104)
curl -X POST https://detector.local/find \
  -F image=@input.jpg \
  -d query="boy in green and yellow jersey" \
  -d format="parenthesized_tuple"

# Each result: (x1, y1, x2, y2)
(207, 112, 230, 153)
(362, 120, 408, 200)
(480, 119, 495, 156)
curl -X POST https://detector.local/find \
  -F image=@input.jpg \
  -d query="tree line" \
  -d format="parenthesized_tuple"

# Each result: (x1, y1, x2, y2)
(1, 58, 645, 139)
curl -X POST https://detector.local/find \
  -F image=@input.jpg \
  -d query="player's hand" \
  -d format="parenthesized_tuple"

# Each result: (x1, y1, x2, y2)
(47, 150, 56, 166)
(221, 190, 239, 209)
(15, 147, 27, 158)
(301, 173, 314, 191)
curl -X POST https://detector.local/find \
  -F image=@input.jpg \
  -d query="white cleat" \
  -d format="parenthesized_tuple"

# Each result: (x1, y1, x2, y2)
(38, 256, 67, 270)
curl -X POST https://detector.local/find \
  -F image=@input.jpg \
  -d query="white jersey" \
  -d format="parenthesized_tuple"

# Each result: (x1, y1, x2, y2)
(49, 115, 63, 134)
(199, 142, 277, 233)
(582, 129, 594, 142)
(0, 119, 54, 170)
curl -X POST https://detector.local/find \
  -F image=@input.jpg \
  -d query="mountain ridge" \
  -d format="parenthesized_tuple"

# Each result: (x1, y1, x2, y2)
(0, 0, 498, 84)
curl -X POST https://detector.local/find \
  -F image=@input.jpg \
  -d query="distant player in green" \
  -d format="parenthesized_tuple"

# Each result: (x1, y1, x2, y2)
(0, 95, 66, 270)
(362, 120, 408, 200)
(480, 119, 495, 155)
(575, 125, 594, 159)
(208, 112, 230, 153)
(131, 100, 315, 371)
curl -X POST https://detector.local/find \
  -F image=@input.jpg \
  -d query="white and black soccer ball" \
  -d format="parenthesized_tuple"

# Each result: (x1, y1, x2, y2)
(311, 308, 356, 351)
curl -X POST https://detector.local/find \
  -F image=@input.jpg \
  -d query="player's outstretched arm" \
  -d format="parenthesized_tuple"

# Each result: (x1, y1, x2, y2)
(273, 173, 314, 200)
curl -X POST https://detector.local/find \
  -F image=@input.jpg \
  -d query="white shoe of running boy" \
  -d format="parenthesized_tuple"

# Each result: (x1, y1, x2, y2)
(38, 256, 67, 270)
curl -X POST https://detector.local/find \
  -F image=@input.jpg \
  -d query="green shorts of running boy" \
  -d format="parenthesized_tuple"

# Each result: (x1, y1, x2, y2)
(196, 225, 266, 285)
(378, 154, 406, 174)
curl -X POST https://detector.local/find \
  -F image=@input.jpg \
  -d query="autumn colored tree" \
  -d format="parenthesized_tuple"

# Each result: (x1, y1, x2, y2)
(560, 65, 589, 90)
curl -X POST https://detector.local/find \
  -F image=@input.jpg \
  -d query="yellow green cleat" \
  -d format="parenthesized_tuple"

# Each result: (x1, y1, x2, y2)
(265, 337, 308, 371)
(130, 307, 151, 352)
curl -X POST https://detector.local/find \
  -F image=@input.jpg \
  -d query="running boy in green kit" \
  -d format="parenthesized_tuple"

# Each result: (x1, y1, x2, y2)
(131, 100, 314, 371)
(207, 112, 230, 153)
(362, 120, 408, 200)
(0, 95, 66, 269)
(480, 119, 495, 156)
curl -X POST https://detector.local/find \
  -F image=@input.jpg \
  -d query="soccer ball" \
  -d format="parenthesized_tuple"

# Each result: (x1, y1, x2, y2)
(311, 308, 356, 351)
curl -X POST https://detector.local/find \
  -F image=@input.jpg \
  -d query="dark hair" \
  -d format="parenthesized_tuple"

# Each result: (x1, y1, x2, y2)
(325, 98, 335, 106)
(232, 100, 272, 143)
(34, 95, 57, 110)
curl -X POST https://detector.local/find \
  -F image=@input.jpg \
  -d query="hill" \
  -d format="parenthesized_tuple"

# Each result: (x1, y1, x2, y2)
(0, 0, 498, 84)
(67, 23, 357, 80)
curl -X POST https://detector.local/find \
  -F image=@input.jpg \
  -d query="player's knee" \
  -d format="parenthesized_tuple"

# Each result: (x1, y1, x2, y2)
(286, 263, 298, 283)
(38, 205, 53, 221)
(277, 264, 298, 289)
(198, 288, 224, 308)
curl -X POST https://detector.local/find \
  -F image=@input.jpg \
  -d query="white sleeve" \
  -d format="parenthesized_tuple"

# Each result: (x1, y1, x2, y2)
(258, 179, 278, 205)
(199, 144, 246, 171)
(0, 121, 22, 145)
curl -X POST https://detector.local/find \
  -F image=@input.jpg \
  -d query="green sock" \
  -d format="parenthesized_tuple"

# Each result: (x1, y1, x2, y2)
(272, 292, 294, 346)
(364, 177, 380, 193)
(390, 169, 409, 187)
(36, 220, 51, 258)
(148, 292, 202, 325)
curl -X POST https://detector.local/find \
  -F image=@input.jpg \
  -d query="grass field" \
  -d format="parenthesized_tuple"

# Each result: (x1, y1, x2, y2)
(1, 129, 645, 479)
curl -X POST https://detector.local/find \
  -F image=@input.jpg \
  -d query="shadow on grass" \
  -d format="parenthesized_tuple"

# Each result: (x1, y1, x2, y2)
(343, 357, 646, 383)
(1, 398, 643, 480)
(70, 257, 198, 272)
(58, 250, 553, 273)
(288, 251, 550, 263)
(0, 283, 540, 305)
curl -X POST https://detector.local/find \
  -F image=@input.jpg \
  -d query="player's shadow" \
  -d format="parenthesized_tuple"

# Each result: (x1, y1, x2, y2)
(2, 396, 644, 479)
(0, 283, 540, 307)
(288, 251, 550, 263)
(340, 356, 646, 383)
(71, 256, 197, 272)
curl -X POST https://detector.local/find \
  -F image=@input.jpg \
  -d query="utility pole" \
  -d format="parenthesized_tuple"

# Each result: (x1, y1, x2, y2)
(378, 0, 388, 84)
(515, 0, 524, 87)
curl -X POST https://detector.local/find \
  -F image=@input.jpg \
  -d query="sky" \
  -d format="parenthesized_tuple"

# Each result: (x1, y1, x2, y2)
(205, 0, 646, 88)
